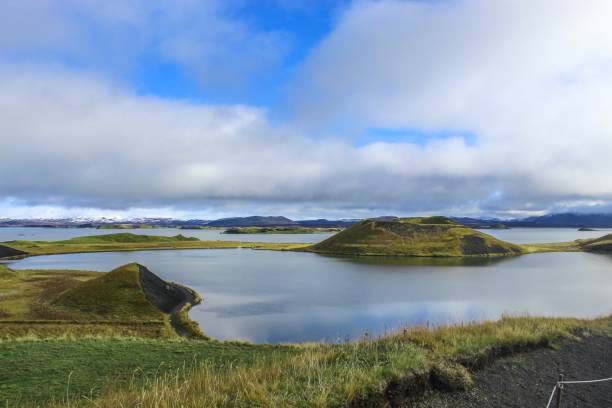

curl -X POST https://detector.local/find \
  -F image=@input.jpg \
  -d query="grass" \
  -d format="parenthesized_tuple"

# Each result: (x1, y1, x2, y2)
(2, 314, 603, 407)
(0, 338, 289, 405)
(1, 233, 309, 258)
(310, 217, 525, 257)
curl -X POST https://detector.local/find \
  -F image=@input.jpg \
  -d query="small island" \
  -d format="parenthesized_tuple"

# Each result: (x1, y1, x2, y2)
(308, 216, 525, 257)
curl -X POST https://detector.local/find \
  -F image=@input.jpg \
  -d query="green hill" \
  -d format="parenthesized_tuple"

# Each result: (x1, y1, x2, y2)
(54, 263, 199, 322)
(309, 216, 525, 257)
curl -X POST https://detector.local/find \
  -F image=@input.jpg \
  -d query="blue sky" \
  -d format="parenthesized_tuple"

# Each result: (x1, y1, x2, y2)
(1, 0, 612, 220)
(130, 1, 347, 106)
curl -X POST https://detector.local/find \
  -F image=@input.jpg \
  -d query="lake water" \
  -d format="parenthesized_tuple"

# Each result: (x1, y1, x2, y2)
(6, 239, 612, 343)
(0, 227, 333, 243)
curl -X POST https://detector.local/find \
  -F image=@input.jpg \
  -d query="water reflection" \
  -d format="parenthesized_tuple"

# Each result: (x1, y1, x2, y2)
(319, 253, 511, 267)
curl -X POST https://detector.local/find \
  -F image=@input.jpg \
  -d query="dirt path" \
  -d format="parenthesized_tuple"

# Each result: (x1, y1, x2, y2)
(415, 334, 612, 407)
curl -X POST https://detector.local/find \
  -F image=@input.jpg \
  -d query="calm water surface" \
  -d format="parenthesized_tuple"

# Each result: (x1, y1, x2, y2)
(0, 227, 333, 243)
(6, 245, 612, 343)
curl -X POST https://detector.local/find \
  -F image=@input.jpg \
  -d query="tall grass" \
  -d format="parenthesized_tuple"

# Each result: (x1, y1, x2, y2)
(57, 315, 590, 408)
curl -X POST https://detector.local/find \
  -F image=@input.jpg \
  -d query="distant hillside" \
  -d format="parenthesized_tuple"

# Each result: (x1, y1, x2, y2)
(4, 213, 612, 229)
(504, 213, 612, 228)
(295, 219, 359, 228)
(310, 216, 524, 257)
(451, 217, 509, 229)
(206, 216, 297, 227)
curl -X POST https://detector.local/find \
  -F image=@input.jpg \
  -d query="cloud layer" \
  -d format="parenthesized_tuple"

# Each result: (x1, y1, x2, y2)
(2, 0, 612, 217)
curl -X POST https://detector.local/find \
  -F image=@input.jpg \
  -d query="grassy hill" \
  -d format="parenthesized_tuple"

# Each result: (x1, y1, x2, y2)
(309, 216, 525, 257)
(54, 263, 167, 319)
(0, 263, 203, 340)
(578, 233, 612, 252)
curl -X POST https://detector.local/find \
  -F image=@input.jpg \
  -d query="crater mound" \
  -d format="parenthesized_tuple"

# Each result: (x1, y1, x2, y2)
(54, 263, 198, 320)
(310, 216, 524, 257)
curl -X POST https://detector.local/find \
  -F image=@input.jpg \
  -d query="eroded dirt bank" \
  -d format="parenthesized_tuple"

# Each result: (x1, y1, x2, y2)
(415, 334, 612, 408)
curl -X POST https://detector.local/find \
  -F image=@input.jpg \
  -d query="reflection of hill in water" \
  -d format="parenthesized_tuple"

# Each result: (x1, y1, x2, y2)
(315, 253, 513, 267)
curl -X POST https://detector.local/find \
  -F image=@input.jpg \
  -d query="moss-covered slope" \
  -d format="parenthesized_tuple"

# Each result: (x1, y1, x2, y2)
(578, 234, 612, 253)
(310, 216, 524, 257)
(54, 263, 201, 328)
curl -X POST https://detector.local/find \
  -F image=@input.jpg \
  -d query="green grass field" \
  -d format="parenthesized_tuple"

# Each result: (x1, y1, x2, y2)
(0, 338, 289, 405)
(2, 315, 608, 407)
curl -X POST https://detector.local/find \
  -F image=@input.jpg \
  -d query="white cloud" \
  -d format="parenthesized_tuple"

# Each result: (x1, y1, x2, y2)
(287, 0, 612, 213)
(2, 0, 612, 217)
(0, 64, 512, 216)
(0, 0, 288, 92)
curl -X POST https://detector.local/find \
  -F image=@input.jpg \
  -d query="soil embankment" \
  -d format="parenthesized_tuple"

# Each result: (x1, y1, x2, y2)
(0, 245, 27, 259)
(138, 264, 205, 338)
(416, 334, 612, 407)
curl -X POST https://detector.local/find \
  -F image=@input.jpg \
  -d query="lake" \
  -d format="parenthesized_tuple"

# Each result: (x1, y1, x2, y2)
(5, 228, 612, 343)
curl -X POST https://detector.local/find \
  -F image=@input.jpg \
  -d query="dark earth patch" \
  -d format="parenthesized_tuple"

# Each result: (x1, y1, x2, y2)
(462, 235, 517, 256)
(138, 264, 193, 314)
(0, 245, 26, 259)
(414, 334, 612, 408)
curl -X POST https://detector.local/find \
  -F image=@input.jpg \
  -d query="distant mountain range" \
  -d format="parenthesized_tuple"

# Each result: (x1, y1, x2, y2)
(0, 216, 359, 228)
(453, 213, 612, 228)
(502, 213, 612, 228)
(2, 213, 612, 229)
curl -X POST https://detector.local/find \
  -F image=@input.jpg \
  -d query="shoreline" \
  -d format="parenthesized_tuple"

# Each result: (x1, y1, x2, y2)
(0, 237, 587, 261)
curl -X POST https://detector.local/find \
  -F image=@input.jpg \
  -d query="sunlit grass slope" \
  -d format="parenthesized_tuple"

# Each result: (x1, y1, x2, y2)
(0, 263, 202, 340)
(54, 263, 165, 320)
(310, 216, 525, 257)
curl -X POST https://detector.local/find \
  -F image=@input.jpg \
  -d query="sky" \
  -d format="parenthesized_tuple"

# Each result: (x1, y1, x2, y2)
(1, 0, 612, 220)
